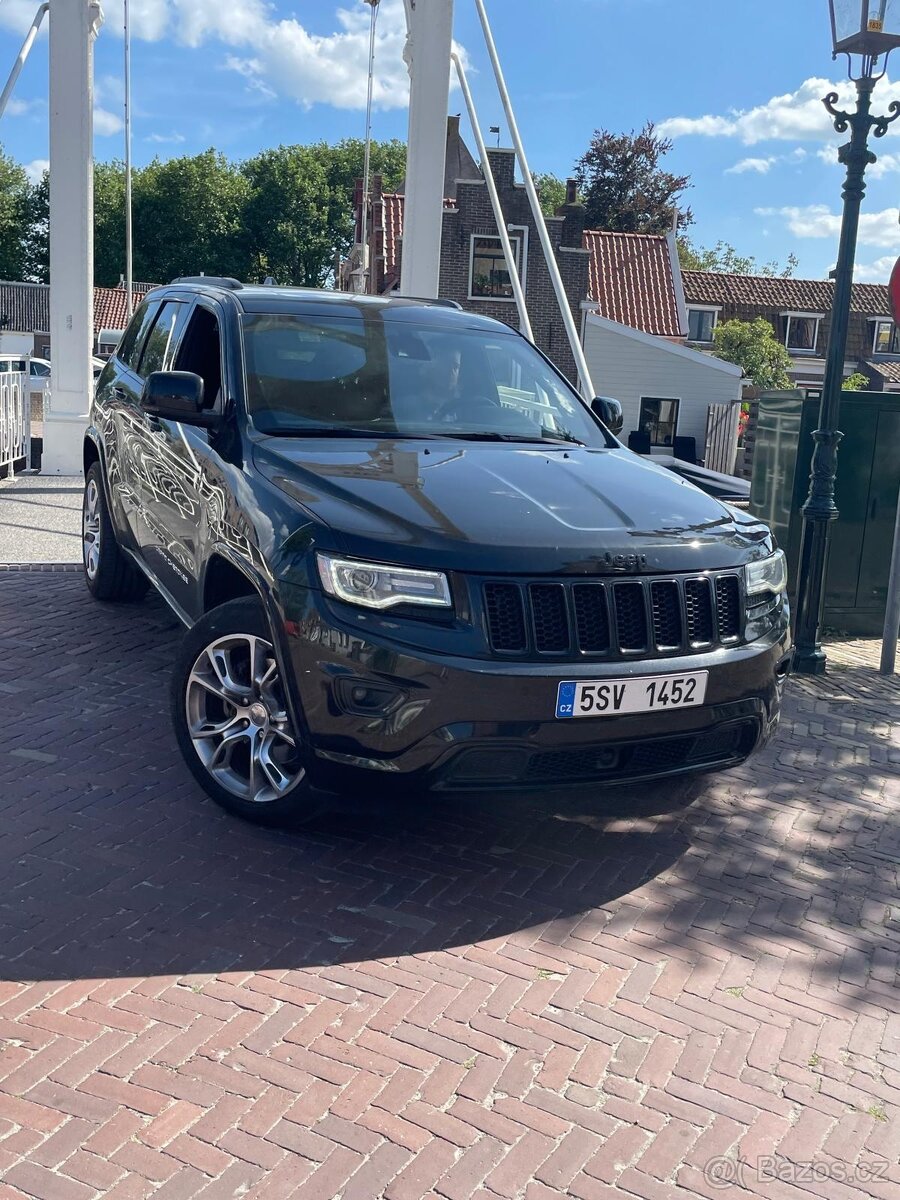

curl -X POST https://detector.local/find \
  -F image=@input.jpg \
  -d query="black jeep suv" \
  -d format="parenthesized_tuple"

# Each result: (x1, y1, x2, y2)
(82, 278, 791, 823)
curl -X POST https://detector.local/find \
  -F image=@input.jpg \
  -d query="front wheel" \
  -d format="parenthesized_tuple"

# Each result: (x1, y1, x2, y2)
(171, 597, 324, 825)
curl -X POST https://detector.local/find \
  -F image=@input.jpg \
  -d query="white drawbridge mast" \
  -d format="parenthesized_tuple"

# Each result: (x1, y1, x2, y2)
(399, 0, 454, 299)
(42, 1, 101, 475)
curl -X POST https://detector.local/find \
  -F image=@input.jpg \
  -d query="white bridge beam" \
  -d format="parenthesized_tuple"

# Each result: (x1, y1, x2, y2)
(399, 0, 453, 299)
(42, 0, 101, 476)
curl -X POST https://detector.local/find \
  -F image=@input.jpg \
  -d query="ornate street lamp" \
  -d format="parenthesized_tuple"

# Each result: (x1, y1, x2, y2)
(793, 2, 900, 673)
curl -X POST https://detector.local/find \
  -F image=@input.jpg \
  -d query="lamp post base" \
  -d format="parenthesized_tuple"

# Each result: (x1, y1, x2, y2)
(793, 645, 828, 675)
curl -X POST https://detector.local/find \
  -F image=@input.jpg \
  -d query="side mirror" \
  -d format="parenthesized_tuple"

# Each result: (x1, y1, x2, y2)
(591, 396, 624, 436)
(140, 371, 219, 428)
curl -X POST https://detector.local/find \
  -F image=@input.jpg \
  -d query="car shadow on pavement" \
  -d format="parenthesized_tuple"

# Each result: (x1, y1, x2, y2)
(0, 572, 696, 982)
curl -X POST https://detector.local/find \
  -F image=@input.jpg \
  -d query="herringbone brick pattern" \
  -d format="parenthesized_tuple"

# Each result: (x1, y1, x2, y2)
(0, 569, 898, 1198)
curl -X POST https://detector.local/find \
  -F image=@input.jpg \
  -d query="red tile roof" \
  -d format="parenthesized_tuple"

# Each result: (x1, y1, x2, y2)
(93, 284, 158, 334)
(380, 193, 404, 290)
(865, 359, 900, 381)
(582, 230, 684, 337)
(682, 270, 890, 316)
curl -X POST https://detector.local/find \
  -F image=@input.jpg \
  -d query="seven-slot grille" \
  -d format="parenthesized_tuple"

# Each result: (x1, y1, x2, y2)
(482, 573, 743, 658)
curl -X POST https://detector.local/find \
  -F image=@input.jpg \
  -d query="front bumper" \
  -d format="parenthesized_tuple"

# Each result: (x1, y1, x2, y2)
(280, 585, 792, 792)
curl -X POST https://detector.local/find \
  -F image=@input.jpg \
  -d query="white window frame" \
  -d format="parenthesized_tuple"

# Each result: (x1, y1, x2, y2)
(468, 229, 526, 303)
(639, 396, 680, 448)
(870, 317, 900, 355)
(781, 311, 823, 354)
(686, 305, 720, 343)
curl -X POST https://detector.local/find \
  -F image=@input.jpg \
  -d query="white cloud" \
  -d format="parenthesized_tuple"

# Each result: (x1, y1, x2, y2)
(23, 158, 49, 184)
(94, 107, 124, 136)
(2, 0, 451, 114)
(661, 76, 900, 145)
(146, 132, 186, 144)
(725, 148, 807, 175)
(854, 254, 898, 282)
(756, 204, 900, 247)
(726, 157, 775, 175)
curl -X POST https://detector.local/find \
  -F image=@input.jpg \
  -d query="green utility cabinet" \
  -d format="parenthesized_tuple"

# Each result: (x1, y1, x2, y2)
(750, 389, 900, 636)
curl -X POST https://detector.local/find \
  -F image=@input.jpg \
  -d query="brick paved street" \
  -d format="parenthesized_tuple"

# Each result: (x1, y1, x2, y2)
(0, 565, 898, 1199)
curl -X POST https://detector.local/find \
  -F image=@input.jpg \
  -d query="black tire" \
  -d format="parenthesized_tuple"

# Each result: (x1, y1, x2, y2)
(82, 461, 148, 602)
(171, 597, 325, 826)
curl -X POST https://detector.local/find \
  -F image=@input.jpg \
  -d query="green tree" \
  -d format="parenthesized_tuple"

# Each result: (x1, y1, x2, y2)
(842, 371, 870, 390)
(0, 145, 29, 279)
(240, 146, 333, 286)
(711, 318, 793, 390)
(678, 237, 799, 278)
(573, 122, 692, 234)
(131, 150, 251, 284)
(22, 169, 49, 283)
(533, 172, 567, 218)
(93, 160, 127, 286)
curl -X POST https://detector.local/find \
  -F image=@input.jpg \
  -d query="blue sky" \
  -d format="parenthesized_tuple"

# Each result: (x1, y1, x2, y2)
(3, 0, 900, 282)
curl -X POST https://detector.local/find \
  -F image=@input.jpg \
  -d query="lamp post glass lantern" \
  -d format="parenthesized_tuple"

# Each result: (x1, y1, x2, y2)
(830, 1, 900, 63)
(793, 2, 900, 673)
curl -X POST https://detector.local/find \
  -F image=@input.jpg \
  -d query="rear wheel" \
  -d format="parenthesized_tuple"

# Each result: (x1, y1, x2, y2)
(82, 461, 148, 602)
(171, 597, 324, 825)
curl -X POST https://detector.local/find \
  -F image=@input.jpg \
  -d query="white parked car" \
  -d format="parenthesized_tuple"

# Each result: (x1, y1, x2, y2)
(0, 355, 51, 381)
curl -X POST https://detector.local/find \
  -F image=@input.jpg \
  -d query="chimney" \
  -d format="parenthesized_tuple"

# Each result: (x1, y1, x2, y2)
(555, 177, 585, 248)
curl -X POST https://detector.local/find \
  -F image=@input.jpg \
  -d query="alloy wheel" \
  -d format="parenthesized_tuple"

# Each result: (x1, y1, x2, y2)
(185, 633, 304, 803)
(82, 479, 101, 579)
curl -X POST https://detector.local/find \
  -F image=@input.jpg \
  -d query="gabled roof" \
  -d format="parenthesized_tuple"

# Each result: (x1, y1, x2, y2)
(682, 270, 890, 316)
(0, 280, 158, 337)
(582, 230, 684, 337)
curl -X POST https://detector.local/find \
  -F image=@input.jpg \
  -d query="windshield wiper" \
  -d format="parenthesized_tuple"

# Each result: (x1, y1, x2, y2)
(431, 431, 586, 447)
(266, 426, 406, 438)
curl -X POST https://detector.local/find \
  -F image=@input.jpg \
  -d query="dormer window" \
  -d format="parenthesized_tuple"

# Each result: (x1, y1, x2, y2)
(872, 319, 900, 354)
(783, 313, 822, 353)
(687, 306, 719, 343)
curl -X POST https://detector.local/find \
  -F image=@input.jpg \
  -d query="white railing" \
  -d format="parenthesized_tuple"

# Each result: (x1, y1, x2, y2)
(0, 371, 31, 477)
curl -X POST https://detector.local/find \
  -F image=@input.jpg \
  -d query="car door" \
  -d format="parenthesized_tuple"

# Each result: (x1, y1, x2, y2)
(126, 298, 197, 604)
(101, 297, 161, 548)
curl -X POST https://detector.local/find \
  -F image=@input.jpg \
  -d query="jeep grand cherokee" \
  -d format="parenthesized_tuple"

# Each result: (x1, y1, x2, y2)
(82, 278, 791, 823)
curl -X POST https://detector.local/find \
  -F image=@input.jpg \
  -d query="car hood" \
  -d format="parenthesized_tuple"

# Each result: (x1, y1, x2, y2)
(254, 436, 772, 574)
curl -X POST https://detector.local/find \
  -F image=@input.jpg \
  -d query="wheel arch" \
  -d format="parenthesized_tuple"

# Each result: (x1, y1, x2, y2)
(200, 548, 312, 751)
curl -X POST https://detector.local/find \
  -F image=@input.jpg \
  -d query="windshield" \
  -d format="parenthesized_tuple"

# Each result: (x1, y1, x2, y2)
(241, 308, 607, 446)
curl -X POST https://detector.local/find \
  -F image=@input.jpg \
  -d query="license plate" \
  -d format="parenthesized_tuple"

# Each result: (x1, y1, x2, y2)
(556, 671, 708, 719)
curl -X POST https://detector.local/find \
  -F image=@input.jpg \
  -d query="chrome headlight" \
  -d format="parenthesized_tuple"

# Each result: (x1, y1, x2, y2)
(745, 549, 787, 598)
(317, 553, 452, 610)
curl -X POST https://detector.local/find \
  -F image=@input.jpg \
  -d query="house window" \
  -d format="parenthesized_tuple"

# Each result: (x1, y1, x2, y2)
(469, 234, 522, 300)
(639, 397, 679, 447)
(873, 320, 900, 354)
(687, 308, 717, 342)
(784, 315, 820, 352)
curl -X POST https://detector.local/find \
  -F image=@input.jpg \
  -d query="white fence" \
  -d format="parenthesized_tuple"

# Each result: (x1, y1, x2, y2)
(704, 402, 741, 476)
(0, 371, 31, 477)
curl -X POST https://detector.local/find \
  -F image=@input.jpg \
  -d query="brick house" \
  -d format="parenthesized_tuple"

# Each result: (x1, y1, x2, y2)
(343, 120, 742, 454)
(682, 271, 900, 393)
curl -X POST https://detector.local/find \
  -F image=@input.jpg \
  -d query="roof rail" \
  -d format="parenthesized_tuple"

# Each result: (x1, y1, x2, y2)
(402, 296, 463, 310)
(171, 276, 244, 290)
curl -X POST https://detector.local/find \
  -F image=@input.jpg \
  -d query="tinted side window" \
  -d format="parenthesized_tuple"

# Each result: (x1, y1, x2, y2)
(117, 299, 161, 371)
(137, 301, 188, 378)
